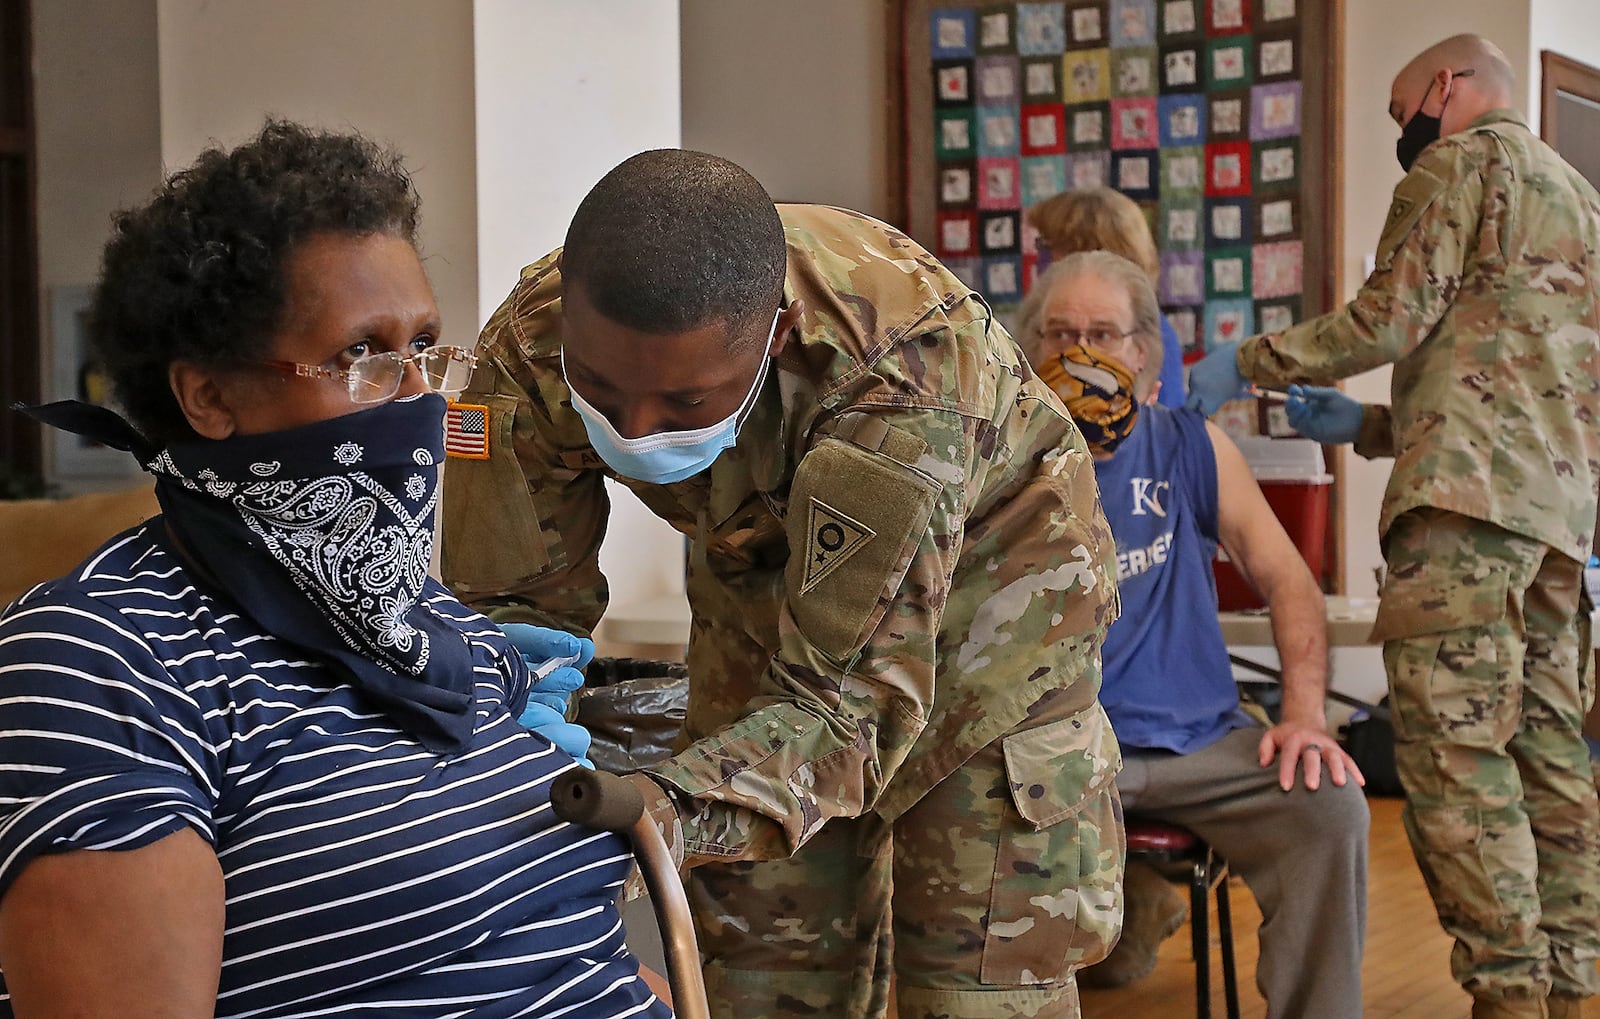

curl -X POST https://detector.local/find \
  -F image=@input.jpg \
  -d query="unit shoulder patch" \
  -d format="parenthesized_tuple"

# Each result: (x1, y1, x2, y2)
(801, 498, 877, 595)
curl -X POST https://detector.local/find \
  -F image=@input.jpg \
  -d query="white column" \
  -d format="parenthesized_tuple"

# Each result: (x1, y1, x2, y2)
(473, 0, 687, 608)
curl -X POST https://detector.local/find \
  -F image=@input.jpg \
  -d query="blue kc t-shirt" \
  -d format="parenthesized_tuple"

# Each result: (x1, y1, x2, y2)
(1092, 405, 1251, 753)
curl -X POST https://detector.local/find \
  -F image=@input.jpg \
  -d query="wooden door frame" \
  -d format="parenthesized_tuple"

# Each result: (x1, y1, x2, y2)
(0, 0, 41, 482)
(1540, 49, 1600, 147)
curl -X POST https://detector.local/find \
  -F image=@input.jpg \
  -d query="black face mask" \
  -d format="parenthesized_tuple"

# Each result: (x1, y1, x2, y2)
(1395, 107, 1442, 172)
(1395, 70, 1471, 172)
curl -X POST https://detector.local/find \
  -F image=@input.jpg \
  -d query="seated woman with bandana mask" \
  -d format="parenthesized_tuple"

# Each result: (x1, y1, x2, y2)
(0, 121, 668, 1018)
(1016, 250, 1370, 1019)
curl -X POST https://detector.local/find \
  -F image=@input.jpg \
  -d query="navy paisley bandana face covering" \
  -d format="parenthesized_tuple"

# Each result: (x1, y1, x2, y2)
(144, 392, 476, 752)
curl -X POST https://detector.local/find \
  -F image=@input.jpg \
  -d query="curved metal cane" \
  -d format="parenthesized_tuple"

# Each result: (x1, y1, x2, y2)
(551, 770, 710, 1019)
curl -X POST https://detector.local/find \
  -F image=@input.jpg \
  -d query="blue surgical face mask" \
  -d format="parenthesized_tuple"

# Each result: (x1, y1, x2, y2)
(564, 308, 781, 485)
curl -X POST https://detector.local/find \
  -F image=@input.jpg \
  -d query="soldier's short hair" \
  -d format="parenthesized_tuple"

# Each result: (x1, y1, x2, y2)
(563, 149, 787, 348)
(1015, 251, 1165, 401)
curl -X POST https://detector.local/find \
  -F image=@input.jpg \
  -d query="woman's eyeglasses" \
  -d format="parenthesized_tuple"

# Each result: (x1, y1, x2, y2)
(1042, 326, 1138, 349)
(258, 346, 479, 404)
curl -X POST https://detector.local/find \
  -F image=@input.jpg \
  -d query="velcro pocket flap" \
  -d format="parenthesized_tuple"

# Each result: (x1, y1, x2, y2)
(784, 436, 941, 663)
(1374, 163, 1448, 269)
(1002, 701, 1122, 830)
(441, 392, 552, 593)
(1369, 563, 1509, 643)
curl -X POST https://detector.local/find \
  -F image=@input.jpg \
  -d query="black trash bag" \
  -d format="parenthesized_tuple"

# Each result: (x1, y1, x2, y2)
(575, 657, 689, 775)
(1340, 696, 1403, 797)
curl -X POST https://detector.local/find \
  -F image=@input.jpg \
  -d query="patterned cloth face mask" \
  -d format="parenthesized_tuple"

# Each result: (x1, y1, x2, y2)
(1037, 344, 1141, 456)
(563, 309, 782, 485)
(25, 391, 477, 750)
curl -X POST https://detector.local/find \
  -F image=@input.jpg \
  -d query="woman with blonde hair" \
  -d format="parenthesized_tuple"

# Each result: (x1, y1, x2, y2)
(1026, 187, 1187, 407)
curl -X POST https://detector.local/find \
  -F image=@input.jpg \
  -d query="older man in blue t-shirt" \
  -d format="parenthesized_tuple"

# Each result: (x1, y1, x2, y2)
(1017, 251, 1370, 1019)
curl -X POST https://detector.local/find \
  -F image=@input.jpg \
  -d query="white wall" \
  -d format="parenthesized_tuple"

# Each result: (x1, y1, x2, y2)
(1528, 0, 1600, 131)
(473, 0, 684, 325)
(154, 0, 479, 353)
(680, 0, 893, 220)
(474, 0, 688, 609)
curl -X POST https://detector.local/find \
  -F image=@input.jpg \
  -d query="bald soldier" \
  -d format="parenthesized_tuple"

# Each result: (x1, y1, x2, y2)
(441, 150, 1123, 1019)
(1188, 34, 1600, 1019)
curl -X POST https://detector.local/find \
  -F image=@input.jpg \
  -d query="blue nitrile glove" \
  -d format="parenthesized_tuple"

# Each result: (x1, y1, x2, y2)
(499, 623, 597, 767)
(1285, 384, 1363, 445)
(1184, 341, 1249, 416)
(515, 699, 594, 767)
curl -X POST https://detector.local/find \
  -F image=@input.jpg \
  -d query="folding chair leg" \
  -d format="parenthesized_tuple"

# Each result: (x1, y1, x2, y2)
(1216, 865, 1240, 1019)
(1191, 860, 1211, 1019)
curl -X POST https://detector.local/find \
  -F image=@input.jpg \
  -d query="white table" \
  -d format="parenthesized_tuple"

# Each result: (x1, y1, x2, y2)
(603, 593, 1386, 651)
(603, 591, 1593, 655)
(1219, 595, 1379, 648)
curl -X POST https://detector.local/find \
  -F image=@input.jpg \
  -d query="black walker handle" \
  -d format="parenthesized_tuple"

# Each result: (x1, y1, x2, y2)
(551, 769, 710, 1019)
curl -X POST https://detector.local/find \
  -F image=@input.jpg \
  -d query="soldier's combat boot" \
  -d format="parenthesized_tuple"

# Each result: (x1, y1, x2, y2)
(1547, 996, 1587, 1019)
(1471, 994, 1550, 1019)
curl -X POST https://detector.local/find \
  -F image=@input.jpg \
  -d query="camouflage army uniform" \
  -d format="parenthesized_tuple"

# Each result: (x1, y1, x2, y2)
(441, 205, 1124, 1019)
(1235, 110, 1600, 1005)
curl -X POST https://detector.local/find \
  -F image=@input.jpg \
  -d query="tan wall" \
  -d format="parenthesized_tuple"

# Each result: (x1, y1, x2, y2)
(680, 0, 894, 221)
(155, 0, 479, 355)
(32, 0, 163, 490)
(33, 0, 162, 292)
(1529, 0, 1600, 130)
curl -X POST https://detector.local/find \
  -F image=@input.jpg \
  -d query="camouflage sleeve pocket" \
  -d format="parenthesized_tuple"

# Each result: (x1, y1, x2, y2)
(1001, 700, 1122, 830)
(441, 392, 553, 594)
(1374, 163, 1448, 269)
(783, 436, 942, 663)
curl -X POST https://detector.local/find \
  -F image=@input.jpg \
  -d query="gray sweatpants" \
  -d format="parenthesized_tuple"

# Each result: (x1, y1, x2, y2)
(1117, 724, 1370, 1019)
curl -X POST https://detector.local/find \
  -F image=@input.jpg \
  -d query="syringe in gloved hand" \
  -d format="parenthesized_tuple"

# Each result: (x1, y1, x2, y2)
(531, 652, 584, 681)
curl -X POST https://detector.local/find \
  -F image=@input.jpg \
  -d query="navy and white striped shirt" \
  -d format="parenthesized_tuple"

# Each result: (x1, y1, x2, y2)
(0, 524, 669, 1018)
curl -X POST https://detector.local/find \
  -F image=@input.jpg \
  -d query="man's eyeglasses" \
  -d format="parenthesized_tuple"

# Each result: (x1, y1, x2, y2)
(1042, 325, 1138, 349)
(1396, 67, 1474, 126)
(258, 346, 479, 404)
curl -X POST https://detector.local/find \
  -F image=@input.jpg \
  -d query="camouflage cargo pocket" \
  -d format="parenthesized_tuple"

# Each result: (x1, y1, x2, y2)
(1378, 567, 1516, 749)
(1405, 802, 1514, 933)
(980, 702, 1125, 985)
(1371, 508, 1512, 645)
(1373, 511, 1521, 746)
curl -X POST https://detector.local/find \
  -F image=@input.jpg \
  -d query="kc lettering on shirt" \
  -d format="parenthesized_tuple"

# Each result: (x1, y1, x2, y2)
(1129, 477, 1170, 517)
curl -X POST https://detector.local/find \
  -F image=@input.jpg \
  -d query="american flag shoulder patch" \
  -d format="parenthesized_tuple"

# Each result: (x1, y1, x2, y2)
(445, 402, 491, 460)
